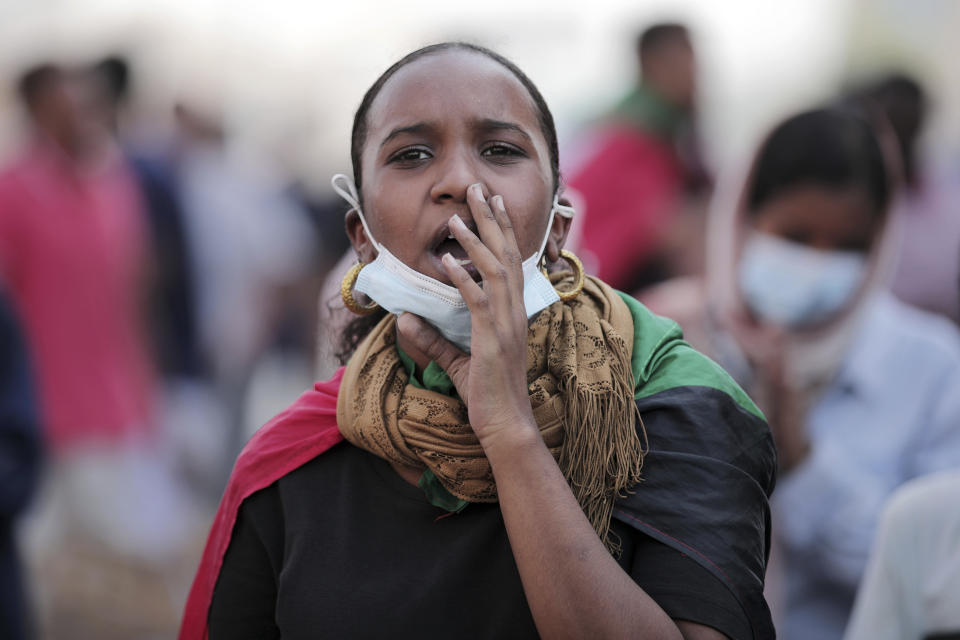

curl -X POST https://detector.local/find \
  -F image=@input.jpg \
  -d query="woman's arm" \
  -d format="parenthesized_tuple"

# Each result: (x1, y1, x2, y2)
(485, 420, 706, 639)
(397, 184, 719, 639)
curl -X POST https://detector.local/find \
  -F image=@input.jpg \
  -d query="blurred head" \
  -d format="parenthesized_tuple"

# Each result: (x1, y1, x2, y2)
(746, 108, 889, 251)
(636, 23, 696, 110)
(18, 64, 72, 141)
(345, 42, 569, 286)
(91, 56, 130, 106)
(90, 55, 131, 132)
(738, 108, 892, 327)
(17, 63, 113, 156)
(851, 73, 927, 190)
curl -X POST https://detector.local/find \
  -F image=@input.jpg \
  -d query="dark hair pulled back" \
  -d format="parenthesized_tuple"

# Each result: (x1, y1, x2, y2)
(747, 107, 891, 218)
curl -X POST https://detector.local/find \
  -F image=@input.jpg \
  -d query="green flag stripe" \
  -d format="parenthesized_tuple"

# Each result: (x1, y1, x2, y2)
(616, 291, 765, 421)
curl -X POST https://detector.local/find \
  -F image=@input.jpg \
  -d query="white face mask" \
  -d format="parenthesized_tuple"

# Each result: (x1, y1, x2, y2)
(332, 174, 575, 352)
(738, 230, 867, 328)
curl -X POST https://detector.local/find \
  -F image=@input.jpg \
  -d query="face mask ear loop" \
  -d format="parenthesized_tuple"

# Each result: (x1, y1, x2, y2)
(552, 193, 576, 220)
(535, 193, 576, 265)
(534, 205, 558, 266)
(331, 173, 381, 253)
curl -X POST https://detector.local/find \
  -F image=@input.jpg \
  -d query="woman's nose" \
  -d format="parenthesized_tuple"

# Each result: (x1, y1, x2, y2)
(429, 149, 485, 203)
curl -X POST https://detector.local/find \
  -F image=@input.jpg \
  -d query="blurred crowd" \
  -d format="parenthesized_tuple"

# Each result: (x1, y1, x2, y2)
(1, 16, 959, 640)
(0, 56, 348, 638)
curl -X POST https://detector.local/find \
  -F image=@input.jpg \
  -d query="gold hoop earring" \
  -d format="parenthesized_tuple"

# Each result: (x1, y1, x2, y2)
(554, 249, 585, 301)
(341, 262, 380, 315)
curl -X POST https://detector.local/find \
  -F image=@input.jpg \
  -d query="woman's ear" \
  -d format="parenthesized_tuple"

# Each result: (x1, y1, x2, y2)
(345, 210, 377, 264)
(544, 196, 573, 263)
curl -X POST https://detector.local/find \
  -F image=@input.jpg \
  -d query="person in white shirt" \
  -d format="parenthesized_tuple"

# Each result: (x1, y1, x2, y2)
(845, 470, 960, 640)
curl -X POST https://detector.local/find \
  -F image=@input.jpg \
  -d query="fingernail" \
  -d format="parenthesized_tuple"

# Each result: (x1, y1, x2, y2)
(441, 252, 454, 266)
(450, 214, 466, 229)
(471, 183, 483, 197)
(492, 195, 504, 209)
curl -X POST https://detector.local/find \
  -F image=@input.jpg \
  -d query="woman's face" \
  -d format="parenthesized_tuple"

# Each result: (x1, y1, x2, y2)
(749, 184, 880, 252)
(348, 50, 564, 284)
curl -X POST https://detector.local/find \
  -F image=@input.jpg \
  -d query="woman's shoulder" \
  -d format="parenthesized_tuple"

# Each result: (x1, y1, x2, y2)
(232, 373, 345, 492)
(180, 373, 346, 638)
(845, 293, 960, 403)
(614, 290, 777, 640)
(615, 286, 775, 512)
(867, 292, 960, 363)
(218, 372, 346, 542)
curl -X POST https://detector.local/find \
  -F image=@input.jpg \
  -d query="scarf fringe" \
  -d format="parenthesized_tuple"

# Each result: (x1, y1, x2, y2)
(556, 318, 647, 555)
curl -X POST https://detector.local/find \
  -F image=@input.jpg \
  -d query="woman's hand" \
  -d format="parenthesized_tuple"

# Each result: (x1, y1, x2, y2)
(397, 183, 538, 451)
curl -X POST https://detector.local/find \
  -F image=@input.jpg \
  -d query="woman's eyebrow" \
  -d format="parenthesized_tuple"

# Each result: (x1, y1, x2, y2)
(474, 119, 532, 142)
(379, 122, 435, 149)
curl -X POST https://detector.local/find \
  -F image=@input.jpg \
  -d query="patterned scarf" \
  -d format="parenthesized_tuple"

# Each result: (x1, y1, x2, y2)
(337, 275, 645, 552)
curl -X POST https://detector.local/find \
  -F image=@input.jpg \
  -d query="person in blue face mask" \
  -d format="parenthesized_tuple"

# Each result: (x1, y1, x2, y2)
(642, 107, 960, 640)
(184, 42, 779, 640)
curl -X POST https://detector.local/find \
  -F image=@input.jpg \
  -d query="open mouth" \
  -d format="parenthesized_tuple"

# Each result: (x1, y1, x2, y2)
(434, 235, 472, 266)
(431, 222, 481, 281)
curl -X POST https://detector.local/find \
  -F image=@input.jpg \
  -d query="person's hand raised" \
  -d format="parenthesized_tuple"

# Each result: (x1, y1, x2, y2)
(397, 183, 539, 453)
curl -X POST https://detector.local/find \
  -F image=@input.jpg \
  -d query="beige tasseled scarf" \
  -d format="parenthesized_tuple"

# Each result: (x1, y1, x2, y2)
(337, 275, 646, 552)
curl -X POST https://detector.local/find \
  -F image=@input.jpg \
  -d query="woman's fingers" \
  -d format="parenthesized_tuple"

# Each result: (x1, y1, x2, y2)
(448, 214, 496, 281)
(489, 195, 522, 267)
(440, 251, 491, 321)
(448, 214, 516, 313)
(467, 185, 523, 280)
(445, 185, 528, 359)
(396, 313, 470, 392)
(467, 184, 508, 264)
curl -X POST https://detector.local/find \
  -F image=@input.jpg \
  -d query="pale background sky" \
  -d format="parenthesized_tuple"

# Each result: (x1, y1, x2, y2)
(0, 0, 956, 191)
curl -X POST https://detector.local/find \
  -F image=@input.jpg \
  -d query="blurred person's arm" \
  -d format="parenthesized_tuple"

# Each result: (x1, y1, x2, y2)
(843, 478, 926, 640)
(842, 532, 907, 640)
(0, 173, 41, 515)
(0, 292, 42, 518)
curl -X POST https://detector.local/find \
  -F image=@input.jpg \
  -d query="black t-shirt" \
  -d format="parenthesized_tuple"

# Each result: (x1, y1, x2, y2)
(209, 300, 776, 639)
(209, 442, 752, 639)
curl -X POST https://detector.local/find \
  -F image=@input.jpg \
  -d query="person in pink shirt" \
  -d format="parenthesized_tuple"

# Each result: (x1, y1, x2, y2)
(0, 63, 155, 452)
(565, 23, 708, 292)
(2, 63, 203, 639)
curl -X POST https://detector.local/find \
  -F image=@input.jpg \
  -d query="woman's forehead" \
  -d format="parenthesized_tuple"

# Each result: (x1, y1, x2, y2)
(365, 51, 541, 139)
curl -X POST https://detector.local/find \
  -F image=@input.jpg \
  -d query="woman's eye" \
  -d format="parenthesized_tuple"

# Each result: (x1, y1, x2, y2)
(481, 144, 524, 159)
(389, 147, 432, 164)
(783, 229, 811, 246)
(837, 234, 872, 252)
